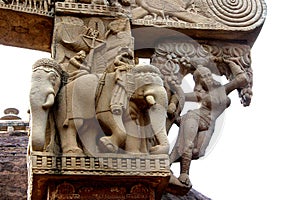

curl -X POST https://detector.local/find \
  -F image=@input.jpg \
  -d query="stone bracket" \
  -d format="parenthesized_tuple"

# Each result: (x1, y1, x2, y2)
(28, 152, 170, 200)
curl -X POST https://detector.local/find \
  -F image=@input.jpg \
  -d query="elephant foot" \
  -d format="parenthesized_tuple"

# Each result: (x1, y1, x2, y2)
(63, 147, 85, 156)
(98, 136, 118, 153)
(149, 144, 169, 154)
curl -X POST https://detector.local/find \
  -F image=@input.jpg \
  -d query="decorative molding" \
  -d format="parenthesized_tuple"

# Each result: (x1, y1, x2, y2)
(132, 0, 267, 31)
(28, 152, 170, 199)
(0, 1, 54, 17)
(29, 152, 170, 176)
(205, 0, 267, 28)
(55, 2, 131, 17)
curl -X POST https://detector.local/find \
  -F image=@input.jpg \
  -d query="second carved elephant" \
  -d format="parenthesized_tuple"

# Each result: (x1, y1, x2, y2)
(53, 64, 170, 156)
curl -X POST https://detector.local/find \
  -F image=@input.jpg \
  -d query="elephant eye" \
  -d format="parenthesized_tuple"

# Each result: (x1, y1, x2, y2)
(49, 73, 57, 85)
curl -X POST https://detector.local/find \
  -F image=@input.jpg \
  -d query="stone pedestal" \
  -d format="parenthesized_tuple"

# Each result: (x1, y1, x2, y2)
(28, 152, 170, 200)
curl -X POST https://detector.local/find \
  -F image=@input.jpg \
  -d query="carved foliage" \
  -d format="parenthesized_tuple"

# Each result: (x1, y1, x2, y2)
(203, 43, 253, 106)
(152, 41, 253, 106)
(151, 41, 252, 192)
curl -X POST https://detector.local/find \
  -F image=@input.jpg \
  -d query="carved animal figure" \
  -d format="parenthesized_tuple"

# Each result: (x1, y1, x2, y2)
(133, 0, 211, 23)
(29, 58, 62, 151)
(54, 64, 169, 155)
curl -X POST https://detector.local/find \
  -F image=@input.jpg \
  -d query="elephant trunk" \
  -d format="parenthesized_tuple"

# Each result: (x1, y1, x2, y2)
(144, 85, 170, 154)
(29, 58, 62, 152)
(30, 105, 50, 151)
(30, 89, 56, 151)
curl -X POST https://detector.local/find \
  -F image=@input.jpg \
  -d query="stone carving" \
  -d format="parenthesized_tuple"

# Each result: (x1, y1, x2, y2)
(0, 0, 264, 197)
(132, 0, 212, 23)
(0, 0, 266, 52)
(29, 152, 170, 199)
(152, 42, 253, 109)
(132, 0, 267, 30)
(29, 47, 169, 156)
(53, 63, 169, 155)
(204, 0, 265, 27)
(54, 182, 79, 200)
(121, 64, 169, 154)
(30, 153, 170, 174)
(0, 0, 54, 14)
(29, 58, 62, 151)
(37, 15, 169, 156)
(51, 182, 153, 200)
(52, 16, 133, 74)
(169, 60, 248, 188)
(151, 41, 252, 191)
(203, 43, 253, 106)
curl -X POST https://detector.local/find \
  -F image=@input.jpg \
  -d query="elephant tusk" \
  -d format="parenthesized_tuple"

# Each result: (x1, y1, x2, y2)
(146, 95, 156, 106)
(42, 93, 55, 110)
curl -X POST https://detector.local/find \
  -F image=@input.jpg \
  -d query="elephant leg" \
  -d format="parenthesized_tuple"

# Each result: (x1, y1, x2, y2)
(139, 85, 169, 154)
(76, 118, 101, 156)
(59, 119, 84, 154)
(148, 104, 170, 154)
(97, 112, 127, 153)
(124, 120, 141, 153)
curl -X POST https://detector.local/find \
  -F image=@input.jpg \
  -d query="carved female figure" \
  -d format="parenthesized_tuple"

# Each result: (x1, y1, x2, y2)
(169, 58, 249, 187)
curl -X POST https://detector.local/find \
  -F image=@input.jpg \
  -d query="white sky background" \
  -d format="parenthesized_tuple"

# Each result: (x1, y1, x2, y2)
(1, 0, 300, 199)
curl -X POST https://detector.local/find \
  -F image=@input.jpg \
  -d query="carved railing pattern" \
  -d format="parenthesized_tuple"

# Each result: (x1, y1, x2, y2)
(0, 0, 54, 16)
(30, 153, 170, 176)
(55, 2, 131, 17)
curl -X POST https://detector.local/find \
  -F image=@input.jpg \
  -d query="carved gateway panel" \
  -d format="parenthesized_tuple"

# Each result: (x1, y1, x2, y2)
(0, 0, 266, 199)
(132, 0, 266, 30)
(0, 0, 266, 51)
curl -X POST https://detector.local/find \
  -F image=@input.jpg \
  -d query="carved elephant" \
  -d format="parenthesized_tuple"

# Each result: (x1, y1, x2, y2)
(98, 65, 170, 154)
(54, 64, 169, 156)
(29, 58, 62, 151)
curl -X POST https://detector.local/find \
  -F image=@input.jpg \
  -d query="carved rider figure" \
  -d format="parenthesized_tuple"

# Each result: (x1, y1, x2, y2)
(64, 50, 90, 82)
